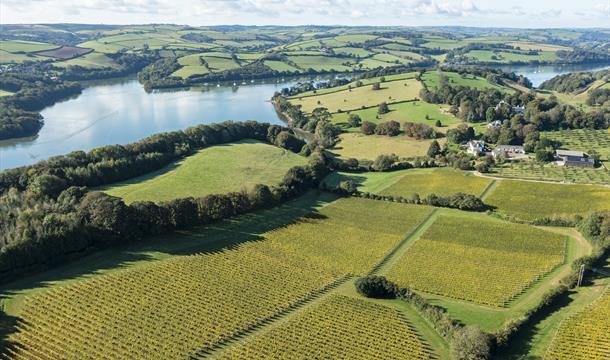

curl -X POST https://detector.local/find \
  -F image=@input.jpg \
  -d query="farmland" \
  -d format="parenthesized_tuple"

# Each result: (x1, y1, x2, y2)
(331, 133, 445, 160)
(546, 287, 610, 360)
(421, 70, 513, 93)
(2, 195, 435, 358)
(215, 295, 434, 359)
(491, 161, 610, 185)
(380, 168, 492, 198)
(102, 140, 307, 203)
(386, 214, 566, 306)
(485, 180, 610, 220)
(542, 129, 610, 165)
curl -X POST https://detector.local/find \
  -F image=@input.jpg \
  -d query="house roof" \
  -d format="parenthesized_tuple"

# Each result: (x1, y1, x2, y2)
(556, 150, 586, 157)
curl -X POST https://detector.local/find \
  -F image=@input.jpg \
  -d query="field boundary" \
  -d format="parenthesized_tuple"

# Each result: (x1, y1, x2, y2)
(194, 275, 352, 359)
(287, 75, 417, 100)
(370, 208, 439, 275)
(478, 179, 498, 200)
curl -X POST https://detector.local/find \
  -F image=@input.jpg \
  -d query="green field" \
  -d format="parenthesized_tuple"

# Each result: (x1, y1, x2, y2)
(291, 77, 422, 113)
(331, 133, 445, 160)
(263, 60, 300, 72)
(386, 214, 566, 306)
(330, 100, 461, 131)
(485, 180, 610, 220)
(422, 70, 513, 93)
(0, 40, 59, 53)
(542, 129, 610, 165)
(464, 49, 558, 63)
(216, 295, 434, 359)
(380, 168, 492, 198)
(102, 140, 307, 203)
(285, 55, 354, 72)
(53, 52, 119, 69)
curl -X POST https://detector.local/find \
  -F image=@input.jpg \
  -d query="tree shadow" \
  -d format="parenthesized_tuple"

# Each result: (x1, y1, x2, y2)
(0, 191, 337, 343)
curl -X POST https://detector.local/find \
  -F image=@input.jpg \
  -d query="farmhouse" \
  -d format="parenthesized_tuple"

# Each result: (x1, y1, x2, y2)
(492, 145, 526, 160)
(466, 140, 486, 155)
(487, 120, 503, 129)
(555, 150, 595, 168)
(495, 100, 525, 114)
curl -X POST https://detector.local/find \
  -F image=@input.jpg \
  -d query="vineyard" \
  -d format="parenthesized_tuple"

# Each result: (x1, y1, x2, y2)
(546, 287, 610, 359)
(541, 129, 610, 166)
(485, 180, 610, 220)
(379, 168, 491, 198)
(491, 161, 610, 185)
(213, 295, 434, 359)
(3, 197, 432, 358)
(386, 215, 566, 306)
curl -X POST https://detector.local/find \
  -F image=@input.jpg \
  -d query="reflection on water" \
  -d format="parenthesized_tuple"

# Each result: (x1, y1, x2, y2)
(495, 63, 610, 87)
(0, 76, 331, 170)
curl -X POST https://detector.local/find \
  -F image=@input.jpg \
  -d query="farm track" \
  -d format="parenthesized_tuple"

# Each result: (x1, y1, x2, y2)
(479, 179, 498, 200)
(473, 171, 610, 188)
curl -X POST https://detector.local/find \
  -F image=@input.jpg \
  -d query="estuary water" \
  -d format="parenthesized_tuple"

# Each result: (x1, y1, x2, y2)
(1, 63, 609, 170)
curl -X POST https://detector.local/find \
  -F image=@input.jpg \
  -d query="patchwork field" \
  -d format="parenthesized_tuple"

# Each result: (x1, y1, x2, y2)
(102, 140, 307, 203)
(3, 196, 432, 359)
(546, 287, 610, 360)
(421, 71, 513, 93)
(463, 50, 558, 63)
(331, 133, 445, 160)
(380, 168, 492, 198)
(386, 214, 566, 306)
(485, 180, 610, 220)
(215, 295, 434, 359)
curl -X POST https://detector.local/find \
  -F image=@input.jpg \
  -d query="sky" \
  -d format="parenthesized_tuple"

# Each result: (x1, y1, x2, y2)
(1, 0, 609, 28)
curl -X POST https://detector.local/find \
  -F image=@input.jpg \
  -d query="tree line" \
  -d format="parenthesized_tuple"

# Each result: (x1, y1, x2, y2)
(0, 122, 320, 283)
(539, 69, 609, 93)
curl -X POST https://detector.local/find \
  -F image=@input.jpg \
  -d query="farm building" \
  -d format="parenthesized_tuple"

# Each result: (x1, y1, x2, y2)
(466, 140, 486, 155)
(492, 145, 526, 160)
(494, 100, 525, 114)
(487, 120, 503, 129)
(555, 150, 595, 168)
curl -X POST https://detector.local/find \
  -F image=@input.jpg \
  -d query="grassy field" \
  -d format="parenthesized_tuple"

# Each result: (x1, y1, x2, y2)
(216, 295, 434, 359)
(485, 180, 610, 220)
(263, 60, 301, 72)
(464, 50, 558, 63)
(290, 78, 422, 113)
(0, 39, 59, 53)
(490, 161, 610, 185)
(386, 214, 566, 306)
(422, 70, 513, 93)
(2, 194, 433, 359)
(546, 287, 610, 360)
(322, 170, 410, 193)
(380, 168, 492, 197)
(53, 52, 119, 69)
(102, 140, 307, 203)
(285, 55, 354, 72)
(330, 100, 461, 131)
(331, 133, 444, 160)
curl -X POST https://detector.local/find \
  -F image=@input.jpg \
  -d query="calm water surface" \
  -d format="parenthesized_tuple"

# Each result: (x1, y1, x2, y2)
(0, 77, 318, 170)
(1, 63, 609, 170)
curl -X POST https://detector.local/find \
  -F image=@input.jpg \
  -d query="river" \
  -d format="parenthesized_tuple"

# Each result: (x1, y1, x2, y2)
(1, 63, 609, 170)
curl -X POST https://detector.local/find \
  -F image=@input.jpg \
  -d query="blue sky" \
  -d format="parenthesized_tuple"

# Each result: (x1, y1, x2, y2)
(1, 0, 609, 28)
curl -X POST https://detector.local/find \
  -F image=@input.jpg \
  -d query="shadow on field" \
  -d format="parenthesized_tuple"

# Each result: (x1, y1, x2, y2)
(0, 190, 337, 341)
(494, 290, 576, 360)
(0, 310, 19, 353)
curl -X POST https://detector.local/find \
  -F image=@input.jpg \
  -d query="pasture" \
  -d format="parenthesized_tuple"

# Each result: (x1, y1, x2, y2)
(485, 180, 610, 220)
(463, 50, 558, 63)
(421, 70, 513, 93)
(386, 214, 566, 306)
(0, 40, 58, 53)
(102, 140, 307, 203)
(285, 55, 354, 72)
(216, 295, 434, 359)
(53, 52, 119, 69)
(331, 133, 444, 160)
(291, 78, 422, 113)
(380, 168, 492, 198)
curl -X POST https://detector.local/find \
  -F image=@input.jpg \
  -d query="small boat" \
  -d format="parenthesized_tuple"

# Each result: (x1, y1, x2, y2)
(233, 82, 237, 86)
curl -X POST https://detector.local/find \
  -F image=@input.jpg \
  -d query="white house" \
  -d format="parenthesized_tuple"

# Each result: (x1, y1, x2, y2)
(466, 140, 485, 155)
(492, 145, 526, 160)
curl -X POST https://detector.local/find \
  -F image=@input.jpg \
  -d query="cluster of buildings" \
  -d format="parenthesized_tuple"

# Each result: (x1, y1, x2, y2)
(466, 141, 595, 168)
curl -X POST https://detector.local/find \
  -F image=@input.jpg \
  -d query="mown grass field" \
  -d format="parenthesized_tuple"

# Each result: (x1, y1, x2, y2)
(290, 77, 422, 113)
(3, 195, 433, 359)
(215, 295, 434, 359)
(485, 180, 610, 220)
(0, 39, 59, 53)
(53, 52, 119, 69)
(464, 50, 558, 63)
(546, 287, 610, 360)
(386, 214, 566, 306)
(331, 133, 445, 160)
(102, 140, 307, 203)
(380, 168, 491, 197)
